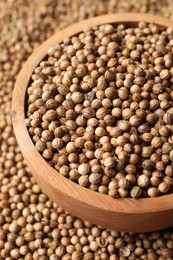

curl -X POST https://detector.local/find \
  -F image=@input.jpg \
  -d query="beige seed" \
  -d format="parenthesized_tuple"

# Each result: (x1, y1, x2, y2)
(141, 147, 153, 158)
(83, 107, 95, 119)
(158, 181, 170, 193)
(78, 164, 90, 175)
(52, 138, 63, 149)
(35, 139, 46, 152)
(116, 136, 129, 146)
(89, 173, 102, 185)
(163, 112, 173, 124)
(78, 175, 89, 187)
(129, 115, 142, 127)
(160, 69, 170, 79)
(130, 186, 143, 198)
(120, 247, 131, 257)
(71, 92, 84, 103)
(103, 157, 116, 168)
(151, 136, 163, 149)
(137, 175, 149, 188)
(148, 187, 160, 197)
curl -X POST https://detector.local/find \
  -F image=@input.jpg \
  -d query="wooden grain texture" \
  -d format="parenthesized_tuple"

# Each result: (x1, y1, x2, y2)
(12, 13, 173, 232)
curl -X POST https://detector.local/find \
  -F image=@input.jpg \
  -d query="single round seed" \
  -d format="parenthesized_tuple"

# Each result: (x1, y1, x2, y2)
(148, 187, 160, 197)
(158, 181, 170, 193)
(130, 186, 143, 198)
(103, 157, 116, 168)
(78, 164, 90, 175)
(137, 175, 149, 188)
(83, 107, 95, 119)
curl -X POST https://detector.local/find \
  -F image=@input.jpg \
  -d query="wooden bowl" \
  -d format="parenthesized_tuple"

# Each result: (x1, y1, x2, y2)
(12, 13, 173, 233)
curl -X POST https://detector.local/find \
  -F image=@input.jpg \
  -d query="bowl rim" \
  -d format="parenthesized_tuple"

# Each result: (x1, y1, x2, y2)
(12, 13, 173, 232)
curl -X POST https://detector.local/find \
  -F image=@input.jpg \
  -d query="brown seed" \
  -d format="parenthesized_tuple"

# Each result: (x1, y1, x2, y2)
(146, 113, 157, 124)
(105, 87, 117, 99)
(124, 143, 133, 153)
(130, 186, 143, 198)
(83, 107, 95, 119)
(126, 174, 136, 184)
(68, 153, 79, 163)
(133, 76, 146, 86)
(52, 138, 64, 149)
(72, 251, 84, 260)
(103, 157, 116, 168)
(35, 139, 46, 152)
(54, 127, 64, 138)
(160, 69, 170, 80)
(42, 149, 53, 159)
(89, 173, 102, 185)
(141, 147, 152, 158)
(148, 187, 160, 197)
(110, 127, 122, 137)
(118, 178, 130, 189)
(155, 156, 165, 168)
(111, 107, 122, 118)
(159, 125, 171, 137)
(96, 107, 108, 119)
(58, 84, 70, 95)
(125, 164, 136, 174)
(150, 99, 160, 110)
(105, 69, 115, 81)
(142, 160, 154, 170)
(165, 165, 173, 177)
(151, 136, 163, 149)
(104, 115, 115, 126)
(150, 152, 161, 163)
(41, 130, 53, 141)
(169, 150, 173, 162)
(65, 120, 77, 130)
(116, 136, 129, 146)
(118, 188, 128, 197)
(163, 112, 173, 124)
(71, 92, 84, 103)
(141, 133, 153, 143)
(129, 154, 140, 165)
(102, 98, 112, 108)
(78, 175, 89, 187)
(137, 175, 149, 188)
(158, 181, 170, 193)
(95, 127, 105, 137)
(118, 120, 130, 131)
(75, 65, 87, 78)
(58, 155, 68, 166)
(129, 133, 140, 145)
(78, 163, 90, 175)
(129, 115, 142, 127)
(122, 109, 134, 119)
(118, 87, 128, 100)
(66, 109, 77, 120)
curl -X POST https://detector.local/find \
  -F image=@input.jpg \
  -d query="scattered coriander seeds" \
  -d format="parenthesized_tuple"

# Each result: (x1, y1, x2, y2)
(2, 1, 173, 259)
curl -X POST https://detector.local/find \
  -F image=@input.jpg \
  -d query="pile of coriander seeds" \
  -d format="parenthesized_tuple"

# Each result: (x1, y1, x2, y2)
(26, 21, 173, 198)
(1, 0, 173, 259)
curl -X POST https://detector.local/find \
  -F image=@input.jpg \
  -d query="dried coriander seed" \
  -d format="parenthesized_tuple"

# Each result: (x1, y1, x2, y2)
(26, 20, 173, 199)
(3, 2, 173, 260)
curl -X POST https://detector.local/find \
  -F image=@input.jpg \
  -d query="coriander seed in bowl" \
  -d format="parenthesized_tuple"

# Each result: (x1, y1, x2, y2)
(12, 13, 173, 232)
(26, 16, 173, 199)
